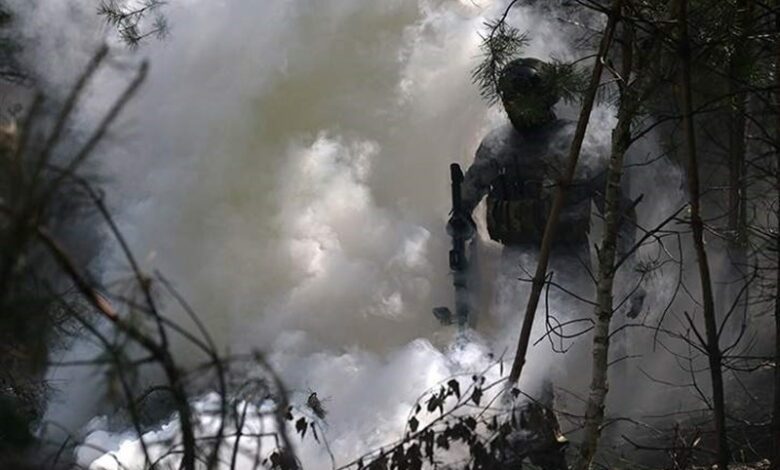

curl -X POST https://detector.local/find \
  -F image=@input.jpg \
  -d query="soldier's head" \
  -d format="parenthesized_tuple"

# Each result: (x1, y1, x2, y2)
(498, 58, 559, 130)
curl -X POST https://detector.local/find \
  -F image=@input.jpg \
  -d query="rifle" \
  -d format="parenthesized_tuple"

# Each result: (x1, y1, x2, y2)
(433, 163, 473, 331)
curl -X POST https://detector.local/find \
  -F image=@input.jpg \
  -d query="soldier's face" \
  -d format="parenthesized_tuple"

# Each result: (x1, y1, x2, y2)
(502, 92, 553, 129)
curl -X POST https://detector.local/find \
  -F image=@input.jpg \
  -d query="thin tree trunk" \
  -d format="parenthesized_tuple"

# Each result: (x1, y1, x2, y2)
(774, 168, 780, 469)
(722, 0, 752, 347)
(34, 227, 199, 470)
(773, 149, 780, 468)
(508, 0, 625, 385)
(677, 0, 730, 466)
(575, 21, 637, 469)
(772, 3, 780, 467)
(727, 0, 750, 247)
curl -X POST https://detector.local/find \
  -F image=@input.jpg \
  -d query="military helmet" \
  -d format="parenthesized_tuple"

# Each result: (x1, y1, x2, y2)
(498, 58, 559, 130)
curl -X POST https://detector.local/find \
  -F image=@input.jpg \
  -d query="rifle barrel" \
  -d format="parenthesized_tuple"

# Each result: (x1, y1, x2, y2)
(450, 164, 463, 215)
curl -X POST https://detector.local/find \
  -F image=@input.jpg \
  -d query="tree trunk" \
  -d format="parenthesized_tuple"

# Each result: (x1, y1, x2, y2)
(507, 0, 625, 385)
(727, 0, 750, 248)
(772, 3, 780, 467)
(575, 77, 636, 470)
(677, 1, 730, 466)
(722, 0, 752, 348)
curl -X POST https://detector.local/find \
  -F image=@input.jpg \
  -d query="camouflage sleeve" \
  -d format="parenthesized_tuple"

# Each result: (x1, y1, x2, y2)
(461, 140, 500, 215)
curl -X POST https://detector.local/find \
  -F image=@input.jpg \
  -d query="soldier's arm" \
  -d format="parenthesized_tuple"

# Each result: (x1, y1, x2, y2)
(461, 140, 500, 216)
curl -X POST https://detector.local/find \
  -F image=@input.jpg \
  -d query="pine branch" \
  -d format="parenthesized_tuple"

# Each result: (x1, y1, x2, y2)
(471, 18, 529, 105)
(97, 0, 169, 47)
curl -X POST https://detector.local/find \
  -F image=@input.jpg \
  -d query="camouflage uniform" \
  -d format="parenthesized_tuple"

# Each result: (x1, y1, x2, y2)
(460, 119, 636, 267)
(450, 58, 639, 469)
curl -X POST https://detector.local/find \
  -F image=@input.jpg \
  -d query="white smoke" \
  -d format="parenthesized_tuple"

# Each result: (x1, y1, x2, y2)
(10, 0, 700, 468)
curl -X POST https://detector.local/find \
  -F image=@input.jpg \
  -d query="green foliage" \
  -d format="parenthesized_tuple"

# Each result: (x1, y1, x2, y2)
(471, 18, 586, 109)
(471, 18, 529, 105)
(98, 0, 169, 47)
(538, 60, 588, 104)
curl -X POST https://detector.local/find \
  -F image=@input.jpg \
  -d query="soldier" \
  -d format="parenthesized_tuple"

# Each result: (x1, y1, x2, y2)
(446, 57, 643, 468)
(448, 57, 642, 316)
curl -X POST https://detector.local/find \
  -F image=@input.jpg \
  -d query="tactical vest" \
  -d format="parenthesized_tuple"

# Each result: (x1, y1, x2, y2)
(485, 167, 591, 247)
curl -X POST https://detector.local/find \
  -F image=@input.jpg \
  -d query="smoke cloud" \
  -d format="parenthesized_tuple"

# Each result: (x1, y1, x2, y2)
(10, 0, 704, 467)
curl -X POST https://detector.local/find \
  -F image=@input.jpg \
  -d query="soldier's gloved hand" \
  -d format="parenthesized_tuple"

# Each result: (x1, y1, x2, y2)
(446, 213, 476, 239)
(626, 287, 646, 319)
